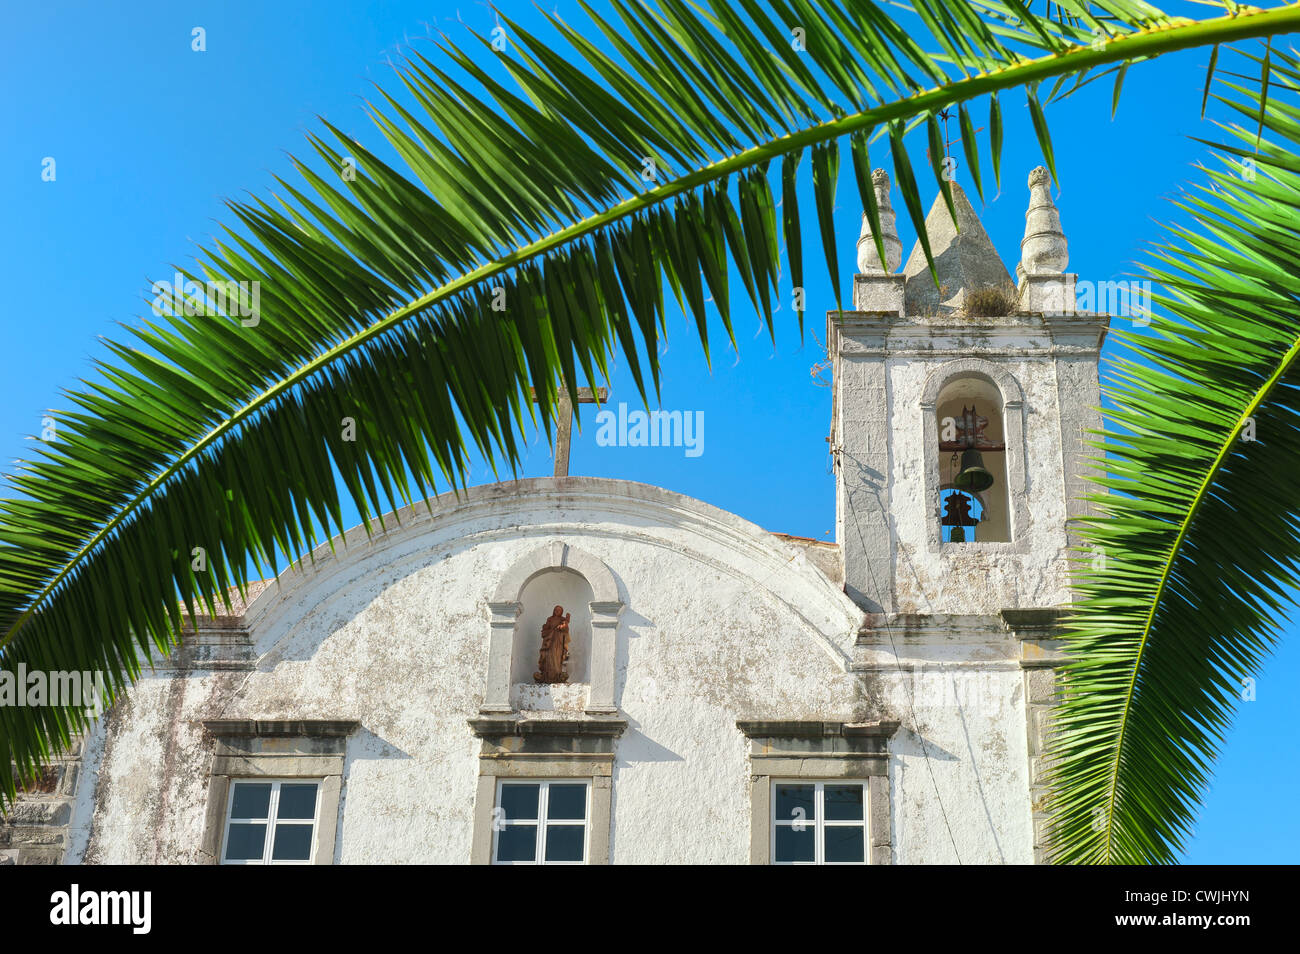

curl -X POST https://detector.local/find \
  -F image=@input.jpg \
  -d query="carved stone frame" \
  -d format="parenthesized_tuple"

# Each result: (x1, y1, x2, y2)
(919, 358, 1030, 553)
(199, 720, 358, 865)
(468, 714, 626, 865)
(482, 542, 624, 715)
(738, 720, 899, 865)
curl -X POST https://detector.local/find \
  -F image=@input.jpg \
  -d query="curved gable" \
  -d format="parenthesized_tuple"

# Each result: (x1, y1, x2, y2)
(241, 477, 862, 670)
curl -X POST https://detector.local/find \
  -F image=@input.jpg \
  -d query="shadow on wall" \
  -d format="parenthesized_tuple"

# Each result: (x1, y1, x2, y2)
(616, 715, 685, 765)
(335, 725, 415, 860)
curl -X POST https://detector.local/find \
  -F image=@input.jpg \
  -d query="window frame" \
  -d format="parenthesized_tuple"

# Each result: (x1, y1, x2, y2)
(200, 720, 356, 866)
(468, 714, 624, 865)
(769, 779, 868, 866)
(738, 719, 897, 865)
(221, 778, 322, 866)
(491, 778, 592, 865)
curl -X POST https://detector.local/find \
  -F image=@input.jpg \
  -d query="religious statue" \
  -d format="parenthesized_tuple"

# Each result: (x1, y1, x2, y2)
(534, 605, 572, 684)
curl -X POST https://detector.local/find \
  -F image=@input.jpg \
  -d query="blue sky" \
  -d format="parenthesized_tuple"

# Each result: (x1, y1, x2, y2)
(2, 1, 1295, 862)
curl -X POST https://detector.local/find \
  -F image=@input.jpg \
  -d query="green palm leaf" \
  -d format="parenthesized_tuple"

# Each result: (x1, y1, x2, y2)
(2, 0, 1300, 809)
(1048, 44, 1300, 864)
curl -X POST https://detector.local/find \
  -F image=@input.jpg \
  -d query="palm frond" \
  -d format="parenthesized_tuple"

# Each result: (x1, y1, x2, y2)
(1048, 43, 1300, 864)
(3, 1, 1300, 804)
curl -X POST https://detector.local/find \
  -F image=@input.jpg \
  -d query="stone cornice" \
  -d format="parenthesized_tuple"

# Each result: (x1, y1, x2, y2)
(468, 715, 628, 739)
(856, 612, 1007, 643)
(201, 719, 360, 738)
(1001, 608, 1068, 669)
(1000, 608, 1066, 634)
(736, 719, 900, 740)
(827, 309, 1108, 356)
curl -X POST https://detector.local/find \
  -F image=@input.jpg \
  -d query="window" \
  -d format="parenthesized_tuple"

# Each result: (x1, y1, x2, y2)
(771, 780, 867, 865)
(201, 720, 354, 866)
(493, 779, 590, 865)
(739, 719, 895, 865)
(469, 714, 622, 864)
(222, 779, 321, 865)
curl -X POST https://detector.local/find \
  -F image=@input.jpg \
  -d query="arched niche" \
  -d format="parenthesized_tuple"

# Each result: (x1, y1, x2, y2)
(919, 358, 1029, 551)
(481, 542, 623, 716)
(511, 568, 594, 694)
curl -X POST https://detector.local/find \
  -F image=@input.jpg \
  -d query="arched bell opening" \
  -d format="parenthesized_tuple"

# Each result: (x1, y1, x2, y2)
(935, 375, 1011, 543)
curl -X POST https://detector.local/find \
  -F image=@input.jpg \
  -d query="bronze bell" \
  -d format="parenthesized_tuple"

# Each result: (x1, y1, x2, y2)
(941, 491, 979, 542)
(953, 448, 994, 492)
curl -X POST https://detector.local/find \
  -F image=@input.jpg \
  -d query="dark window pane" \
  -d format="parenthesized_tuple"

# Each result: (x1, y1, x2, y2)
(277, 783, 318, 820)
(495, 824, 537, 862)
(774, 823, 815, 863)
(547, 784, 587, 821)
(824, 825, 865, 863)
(824, 784, 864, 821)
(499, 783, 539, 820)
(271, 823, 314, 861)
(224, 823, 266, 861)
(774, 784, 815, 824)
(544, 824, 586, 862)
(230, 782, 272, 819)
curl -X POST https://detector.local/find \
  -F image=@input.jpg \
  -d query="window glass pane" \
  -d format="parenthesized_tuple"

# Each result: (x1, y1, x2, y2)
(824, 784, 864, 821)
(495, 823, 537, 862)
(544, 824, 585, 862)
(230, 782, 272, 819)
(773, 784, 815, 824)
(824, 825, 866, 863)
(277, 783, 318, 820)
(774, 823, 815, 863)
(499, 783, 540, 820)
(271, 823, 314, 861)
(547, 783, 587, 820)
(224, 823, 266, 861)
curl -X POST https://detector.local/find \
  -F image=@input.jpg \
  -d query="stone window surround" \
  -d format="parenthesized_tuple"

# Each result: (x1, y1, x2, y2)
(468, 714, 626, 865)
(739, 720, 899, 865)
(199, 719, 358, 866)
(482, 542, 624, 715)
(920, 357, 1030, 553)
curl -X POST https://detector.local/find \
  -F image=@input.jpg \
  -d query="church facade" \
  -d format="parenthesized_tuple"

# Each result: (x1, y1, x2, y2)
(4, 167, 1106, 865)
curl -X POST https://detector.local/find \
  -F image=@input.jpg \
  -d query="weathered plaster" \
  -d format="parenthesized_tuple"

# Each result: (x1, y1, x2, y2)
(65, 477, 1037, 864)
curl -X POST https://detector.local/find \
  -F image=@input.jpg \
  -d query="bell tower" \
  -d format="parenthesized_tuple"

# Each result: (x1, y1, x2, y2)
(828, 168, 1108, 616)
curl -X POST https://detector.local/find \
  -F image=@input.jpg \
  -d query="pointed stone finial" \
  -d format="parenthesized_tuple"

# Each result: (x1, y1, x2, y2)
(1017, 166, 1067, 282)
(1017, 167, 1075, 314)
(856, 169, 902, 274)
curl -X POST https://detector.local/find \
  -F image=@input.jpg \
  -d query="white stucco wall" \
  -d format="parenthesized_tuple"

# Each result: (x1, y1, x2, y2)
(69, 477, 1034, 864)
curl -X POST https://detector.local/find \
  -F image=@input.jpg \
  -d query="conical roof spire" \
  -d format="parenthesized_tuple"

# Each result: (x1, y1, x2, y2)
(901, 183, 1012, 316)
